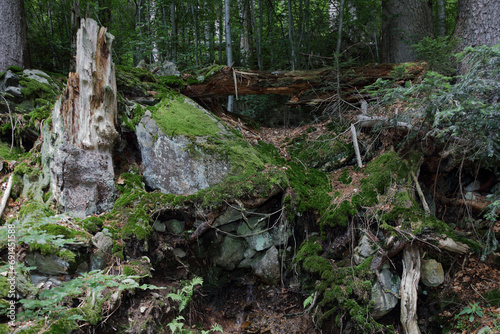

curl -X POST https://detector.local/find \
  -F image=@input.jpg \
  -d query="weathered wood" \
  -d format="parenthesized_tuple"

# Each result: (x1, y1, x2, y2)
(50, 18, 118, 217)
(181, 63, 426, 104)
(0, 174, 13, 219)
(400, 244, 421, 334)
(58, 18, 118, 152)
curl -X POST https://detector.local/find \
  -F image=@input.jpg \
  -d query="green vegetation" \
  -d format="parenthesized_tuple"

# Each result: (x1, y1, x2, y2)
(296, 237, 384, 332)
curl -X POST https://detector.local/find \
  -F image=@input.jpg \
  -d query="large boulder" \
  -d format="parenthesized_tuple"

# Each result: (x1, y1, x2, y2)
(252, 246, 280, 285)
(136, 97, 233, 195)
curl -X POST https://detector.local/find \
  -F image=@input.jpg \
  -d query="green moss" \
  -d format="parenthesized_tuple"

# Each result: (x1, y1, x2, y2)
(19, 77, 57, 100)
(19, 201, 53, 220)
(79, 216, 105, 233)
(0, 323, 9, 334)
(0, 277, 9, 298)
(122, 208, 153, 240)
(8, 65, 24, 73)
(0, 141, 25, 160)
(14, 161, 40, 177)
(151, 96, 222, 137)
(123, 259, 151, 278)
(296, 237, 383, 332)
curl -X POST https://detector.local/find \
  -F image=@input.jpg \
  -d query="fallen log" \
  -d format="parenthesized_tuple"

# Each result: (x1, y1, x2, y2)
(181, 63, 427, 105)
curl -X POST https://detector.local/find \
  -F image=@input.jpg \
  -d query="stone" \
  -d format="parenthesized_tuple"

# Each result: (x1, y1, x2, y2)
(165, 219, 185, 234)
(30, 274, 48, 287)
(136, 109, 230, 195)
(252, 246, 280, 285)
(421, 259, 445, 287)
(213, 207, 245, 228)
(152, 221, 166, 232)
(155, 60, 180, 76)
(22, 69, 52, 85)
(25, 253, 69, 275)
(212, 236, 247, 271)
(172, 248, 186, 258)
(353, 233, 378, 265)
(90, 232, 113, 271)
(371, 266, 401, 319)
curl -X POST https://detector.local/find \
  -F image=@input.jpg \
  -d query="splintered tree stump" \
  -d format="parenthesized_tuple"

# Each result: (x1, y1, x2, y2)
(50, 18, 118, 217)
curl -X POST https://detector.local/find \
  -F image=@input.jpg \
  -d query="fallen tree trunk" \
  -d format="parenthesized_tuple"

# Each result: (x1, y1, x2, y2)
(0, 174, 13, 219)
(181, 63, 426, 105)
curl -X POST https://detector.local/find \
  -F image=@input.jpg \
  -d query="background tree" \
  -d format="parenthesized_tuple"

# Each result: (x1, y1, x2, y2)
(454, 0, 500, 51)
(381, 0, 433, 63)
(0, 0, 30, 72)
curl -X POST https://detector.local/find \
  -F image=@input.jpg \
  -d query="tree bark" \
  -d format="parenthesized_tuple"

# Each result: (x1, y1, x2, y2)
(436, 0, 446, 37)
(0, 0, 30, 72)
(287, 0, 296, 71)
(381, 0, 433, 63)
(454, 0, 500, 51)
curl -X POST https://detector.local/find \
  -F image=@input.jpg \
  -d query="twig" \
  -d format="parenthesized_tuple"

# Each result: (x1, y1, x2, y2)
(0, 174, 14, 219)
(411, 171, 430, 214)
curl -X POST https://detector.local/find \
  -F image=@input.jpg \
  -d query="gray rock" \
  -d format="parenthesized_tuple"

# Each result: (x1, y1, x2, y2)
(213, 236, 247, 270)
(421, 259, 444, 287)
(0, 70, 20, 89)
(25, 253, 69, 275)
(23, 69, 52, 86)
(90, 232, 113, 271)
(172, 248, 186, 258)
(155, 60, 180, 76)
(353, 233, 378, 265)
(136, 107, 231, 195)
(252, 246, 280, 285)
(166, 219, 185, 234)
(30, 274, 48, 287)
(153, 221, 166, 232)
(371, 266, 401, 319)
(213, 207, 245, 228)
(5, 86, 22, 97)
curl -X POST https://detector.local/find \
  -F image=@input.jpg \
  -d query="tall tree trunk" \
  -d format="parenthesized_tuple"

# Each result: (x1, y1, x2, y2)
(436, 0, 446, 37)
(170, 1, 177, 62)
(219, 4, 224, 64)
(239, 0, 252, 66)
(335, 0, 345, 55)
(287, 0, 296, 71)
(225, 0, 234, 111)
(0, 0, 30, 72)
(381, 0, 433, 63)
(454, 0, 500, 50)
(191, 3, 199, 66)
(257, 0, 263, 70)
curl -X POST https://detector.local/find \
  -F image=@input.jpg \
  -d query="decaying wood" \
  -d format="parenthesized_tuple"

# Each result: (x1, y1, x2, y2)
(434, 192, 496, 214)
(400, 244, 422, 334)
(58, 18, 118, 152)
(351, 124, 363, 167)
(438, 237, 470, 254)
(411, 171, 430, 214)
(357, 114, 413, 130)
(0, 174, 13, 219)
(181, 63, 426, 105)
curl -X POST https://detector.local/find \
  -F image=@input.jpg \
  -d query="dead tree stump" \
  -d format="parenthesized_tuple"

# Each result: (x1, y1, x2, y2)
(49, 18, 118, 217)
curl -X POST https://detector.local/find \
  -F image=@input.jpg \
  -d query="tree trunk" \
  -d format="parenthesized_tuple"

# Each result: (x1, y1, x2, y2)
(191, 3, 199, 66)
(436, 0, 446, 37)
(0, 0, 30, 72)
(50, 18, 118, 217)
(257, 0, 263, 70)
(70, 1, 81, 72)
(225, 0, 234, 112)
(454, 0, 500, 50)
(336, 0, 345, 56)
(287, 0, 296, 71)
(381, 0, 433, 63)
(170, 1, 177, 62)
(400, 244, 421, 334)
